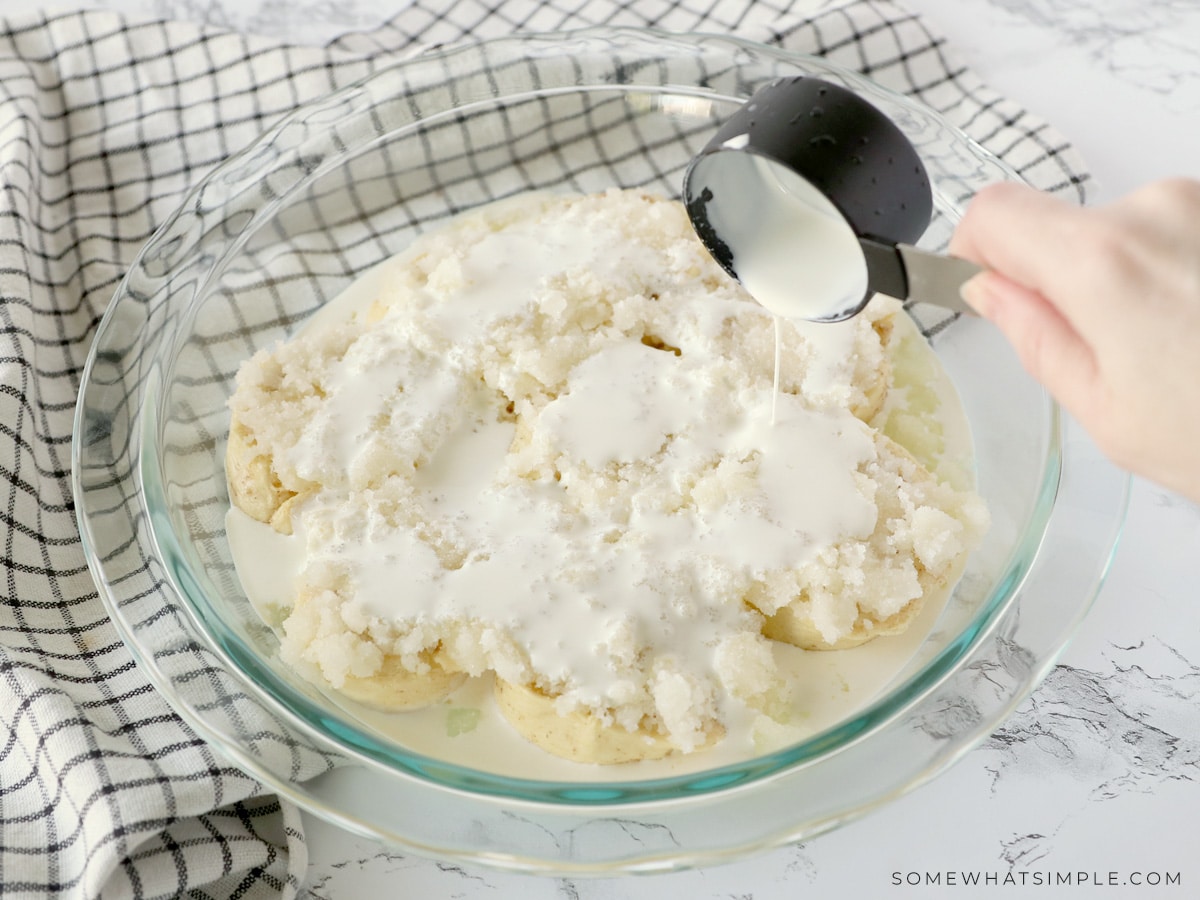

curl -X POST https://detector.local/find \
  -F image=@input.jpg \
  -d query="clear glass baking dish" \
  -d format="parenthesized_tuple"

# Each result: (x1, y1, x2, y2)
(72, 27, 1127, 873)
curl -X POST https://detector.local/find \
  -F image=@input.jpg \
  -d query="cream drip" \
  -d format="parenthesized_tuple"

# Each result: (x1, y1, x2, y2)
(691, 151, 869, 321)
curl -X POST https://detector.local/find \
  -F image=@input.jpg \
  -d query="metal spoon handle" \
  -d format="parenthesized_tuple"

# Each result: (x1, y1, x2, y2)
(898, 244, 982, 316)
(861, 238, 982, 316)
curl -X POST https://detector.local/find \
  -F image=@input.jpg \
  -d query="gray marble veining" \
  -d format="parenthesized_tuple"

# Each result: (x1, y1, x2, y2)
(989, 0, 1200, 102)
(986, 647, 1200, 796)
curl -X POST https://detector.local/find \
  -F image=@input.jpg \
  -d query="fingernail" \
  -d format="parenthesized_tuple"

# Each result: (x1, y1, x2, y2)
(960, 272, 994, 317)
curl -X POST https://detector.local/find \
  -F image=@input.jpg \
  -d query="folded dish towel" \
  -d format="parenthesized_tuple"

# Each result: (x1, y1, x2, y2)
(0, 1, 1090, 897)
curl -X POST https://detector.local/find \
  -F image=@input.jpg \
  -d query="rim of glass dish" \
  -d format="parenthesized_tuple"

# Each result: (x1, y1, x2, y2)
(249, 442, 1127, 876)
(76, 27, 1106, 811)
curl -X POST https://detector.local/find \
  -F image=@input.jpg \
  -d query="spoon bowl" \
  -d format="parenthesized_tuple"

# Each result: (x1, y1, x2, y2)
(683, 76, 979, 321)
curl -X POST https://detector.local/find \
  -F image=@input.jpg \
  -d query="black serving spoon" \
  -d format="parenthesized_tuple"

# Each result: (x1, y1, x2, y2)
(683, 76, 980, 323)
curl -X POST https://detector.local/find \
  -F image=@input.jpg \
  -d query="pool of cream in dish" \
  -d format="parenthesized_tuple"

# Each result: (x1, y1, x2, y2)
(224, 273, 977, 781)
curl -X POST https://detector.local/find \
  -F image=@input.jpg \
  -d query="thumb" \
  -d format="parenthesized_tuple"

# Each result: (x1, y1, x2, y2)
(961, 271, 1100, 420)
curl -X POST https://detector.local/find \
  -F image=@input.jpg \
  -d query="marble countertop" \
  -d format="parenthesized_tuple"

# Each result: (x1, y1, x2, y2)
(66, 0, 1200, 896)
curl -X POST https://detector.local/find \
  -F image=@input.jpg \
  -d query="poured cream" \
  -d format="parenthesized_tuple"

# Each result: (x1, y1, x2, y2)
(691, 151, 869, 321)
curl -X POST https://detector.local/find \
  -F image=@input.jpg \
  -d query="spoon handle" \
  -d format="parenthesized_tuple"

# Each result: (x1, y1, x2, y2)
(860, 238, 981, 316)
(897, 244, 982, 316)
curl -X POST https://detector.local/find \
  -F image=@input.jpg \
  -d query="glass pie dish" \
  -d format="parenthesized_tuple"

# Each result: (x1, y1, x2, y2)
(72, 28, 1128, 874)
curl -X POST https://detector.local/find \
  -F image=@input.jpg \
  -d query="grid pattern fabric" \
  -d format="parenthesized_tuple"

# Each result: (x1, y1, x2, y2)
(0, 1, 1091, 898)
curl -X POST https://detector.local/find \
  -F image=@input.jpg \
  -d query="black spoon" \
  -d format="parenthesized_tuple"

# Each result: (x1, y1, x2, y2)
(683, 76, 980, 323)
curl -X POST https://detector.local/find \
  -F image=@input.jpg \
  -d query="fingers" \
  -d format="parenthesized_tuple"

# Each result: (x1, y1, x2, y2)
(950, 183, 1096, 321)
(950, 183, 1079, 270)
(960, 270, 1100, 421)
(953, 178, 1200, 504)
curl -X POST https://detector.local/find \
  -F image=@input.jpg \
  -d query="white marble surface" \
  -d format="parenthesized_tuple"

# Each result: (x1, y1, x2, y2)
(63, 0, 1200, 895)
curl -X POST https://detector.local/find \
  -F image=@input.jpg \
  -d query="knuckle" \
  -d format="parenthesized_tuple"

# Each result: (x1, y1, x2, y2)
(1117, 178, 1200, 234)
(1016, 322, 1053, 384)
(1137, 177, 1200, 213)
(1067, 216, 1144, 286)
(995, 298, 1052, 383)
(969, 182, 1026, 220)
(953, 182, 1038, 257)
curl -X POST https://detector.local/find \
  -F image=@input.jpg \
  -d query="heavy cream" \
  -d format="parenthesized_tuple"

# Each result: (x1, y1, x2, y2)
(225, 188, 986, 763)
(689, 151, 869, 322)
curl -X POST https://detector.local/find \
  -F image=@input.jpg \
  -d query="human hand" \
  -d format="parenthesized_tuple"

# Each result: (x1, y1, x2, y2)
(950, 179, 1200, 503)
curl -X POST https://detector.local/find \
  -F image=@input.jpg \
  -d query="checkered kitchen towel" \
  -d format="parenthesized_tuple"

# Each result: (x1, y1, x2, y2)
(0, 1, 1091, 897)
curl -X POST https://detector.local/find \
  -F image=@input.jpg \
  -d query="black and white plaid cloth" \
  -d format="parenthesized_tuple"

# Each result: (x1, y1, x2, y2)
(0, 1, 1091, 897)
